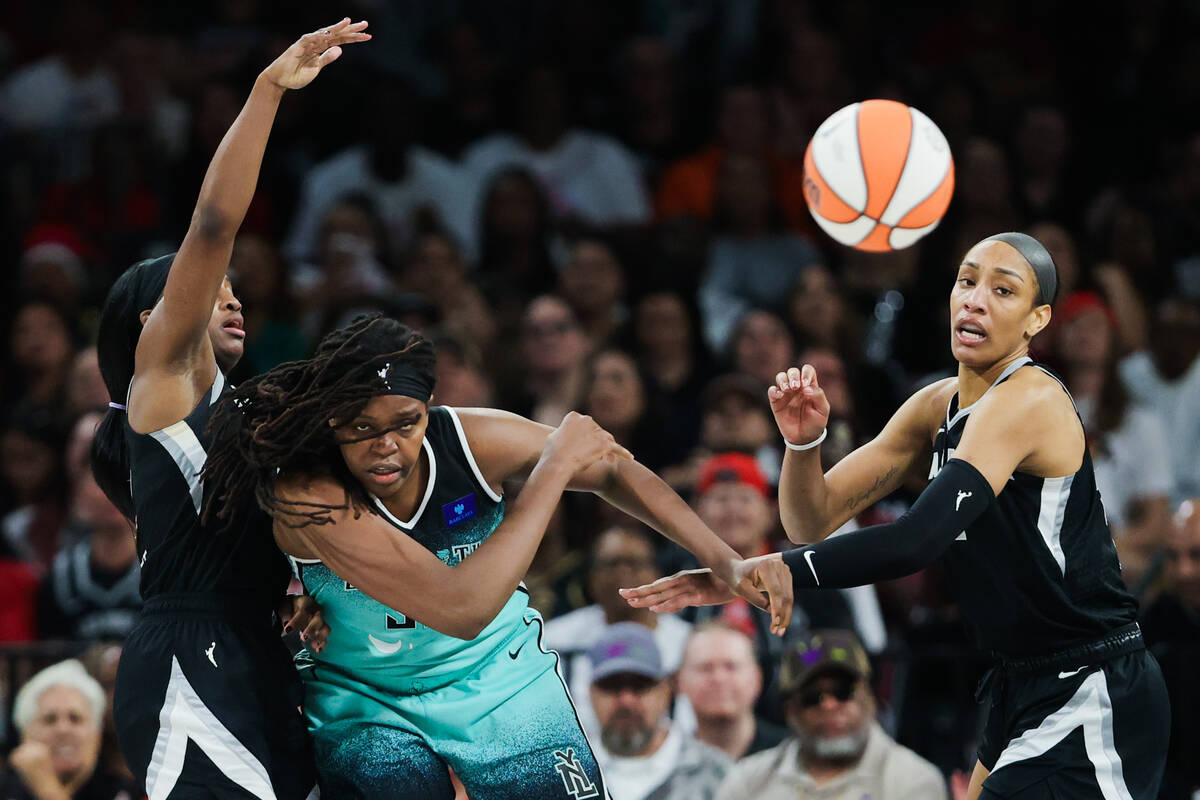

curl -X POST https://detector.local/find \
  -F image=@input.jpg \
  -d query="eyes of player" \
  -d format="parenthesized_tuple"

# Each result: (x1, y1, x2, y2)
(956, 276, 1016, 297)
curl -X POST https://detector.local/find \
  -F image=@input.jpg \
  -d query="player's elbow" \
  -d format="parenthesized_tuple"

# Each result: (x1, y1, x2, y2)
(191, 204, 237, 244)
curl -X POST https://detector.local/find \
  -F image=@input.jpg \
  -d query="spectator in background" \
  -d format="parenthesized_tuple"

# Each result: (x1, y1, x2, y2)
(699, 153, 821, 351)
(4, 659, 138, 800)
(474, 167, 560, 319)
(464, 65, 650, 229)
(1, 407, 68, 574)
(788, 263, 851, 354)
(630, 290, 713, 468)
(558, 238, 627, 349)
(582, 349, 667, 472)
(589, 622, 730, 800)
(545, 526, 693, 741)
(1140, 500, 1200, 799)
(421, 21, 500, 160)
(6, 299, 79, 414)
(284, 78, 475, 264)
(431, 332, 494, 408)
(37, 471, 140, 641)
(729, 310, 796, 389)
(676, 623, 788, 761)
(1120, 295, 1200, 501)
(685, 453, 856, 725)
(503, 295, 590, 426)
(66, 348, 108, 418)
(291, 194, 397, 341)
(79, 642, 132, 785)
(226, 234, 307, 382)
(399, 231, 496, 354)
(615, 37, 683, 182)
(17, 231, 88, 316)
(716, 631, 946, 800)
(1013, 105, 1077, 224)
(1053, 291, 1173, 591)
(656, 85, 807, 232)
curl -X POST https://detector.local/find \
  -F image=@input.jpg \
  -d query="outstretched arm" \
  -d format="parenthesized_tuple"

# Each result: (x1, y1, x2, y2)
(459, 408, 794, 635)
(277, 413, 624, 639)
(134, 21, 370, 402)
(626, 376, 1076, 611)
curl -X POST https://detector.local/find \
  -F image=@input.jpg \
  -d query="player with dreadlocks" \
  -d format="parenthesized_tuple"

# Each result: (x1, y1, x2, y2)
(89, 19, 370, 798)
(201, 313, 795, 799)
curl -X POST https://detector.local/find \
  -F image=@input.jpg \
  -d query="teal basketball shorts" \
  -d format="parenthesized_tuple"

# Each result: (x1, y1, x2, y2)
(301, 615, 609, 800)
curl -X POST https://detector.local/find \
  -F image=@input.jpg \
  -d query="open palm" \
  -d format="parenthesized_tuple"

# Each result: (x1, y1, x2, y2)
(262, 18, 371, 91)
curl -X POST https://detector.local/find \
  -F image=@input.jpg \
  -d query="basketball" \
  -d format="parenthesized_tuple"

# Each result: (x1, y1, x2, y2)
(803, 99, 955, 252)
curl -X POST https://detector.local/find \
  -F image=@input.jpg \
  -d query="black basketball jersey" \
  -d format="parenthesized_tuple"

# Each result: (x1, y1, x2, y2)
(125, 372, 290, 604)
(930, 357, 1137, 657)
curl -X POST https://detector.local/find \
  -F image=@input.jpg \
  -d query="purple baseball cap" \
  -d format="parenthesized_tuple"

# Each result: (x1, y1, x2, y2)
(589, 622, 666, 683)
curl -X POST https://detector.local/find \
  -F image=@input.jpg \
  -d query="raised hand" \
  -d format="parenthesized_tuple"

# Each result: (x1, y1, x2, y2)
(542, 411, 633, 477)
(261, 18, 371, 91)
(768, 364, 829, 446)
(278, 594, 331, 653)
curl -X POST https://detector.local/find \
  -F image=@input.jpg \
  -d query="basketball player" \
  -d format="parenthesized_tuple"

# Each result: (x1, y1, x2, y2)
(622, 233, 1170, 799)
(199, 314, 794, 799)
(90, 20, 370, 798)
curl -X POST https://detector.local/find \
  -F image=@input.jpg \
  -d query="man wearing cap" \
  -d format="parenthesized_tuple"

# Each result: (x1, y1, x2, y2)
(590, 622, 731, 800)
(715, 630, 946, 800)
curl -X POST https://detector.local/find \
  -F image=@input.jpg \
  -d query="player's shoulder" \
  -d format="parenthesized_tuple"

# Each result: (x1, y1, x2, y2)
(984, 364, 1071, 412)
(898, 377, 957, 432)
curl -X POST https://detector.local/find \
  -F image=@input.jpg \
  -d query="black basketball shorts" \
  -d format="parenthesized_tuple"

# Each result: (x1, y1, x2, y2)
(977, 647, 1169, 799)
(114, 595, 318, 799)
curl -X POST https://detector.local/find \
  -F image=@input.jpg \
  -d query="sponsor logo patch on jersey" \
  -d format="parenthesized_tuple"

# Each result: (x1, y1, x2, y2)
(442, 494, 477, 527)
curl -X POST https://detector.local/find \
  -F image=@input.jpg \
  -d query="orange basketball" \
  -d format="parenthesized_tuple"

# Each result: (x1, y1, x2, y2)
(803, 99, 955, 251)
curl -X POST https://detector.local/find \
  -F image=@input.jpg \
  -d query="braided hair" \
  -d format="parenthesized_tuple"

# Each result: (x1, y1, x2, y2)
(201, 314, 436, 528)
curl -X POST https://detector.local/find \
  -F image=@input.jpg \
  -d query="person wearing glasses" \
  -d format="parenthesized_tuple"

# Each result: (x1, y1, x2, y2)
(716, 630, 946, 800)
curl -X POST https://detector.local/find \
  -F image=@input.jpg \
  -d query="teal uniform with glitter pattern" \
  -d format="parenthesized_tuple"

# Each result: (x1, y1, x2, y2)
(292, 407, 607, 800)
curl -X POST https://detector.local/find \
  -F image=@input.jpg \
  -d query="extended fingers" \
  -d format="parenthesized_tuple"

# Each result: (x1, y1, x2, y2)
(301, 611, 330, 652)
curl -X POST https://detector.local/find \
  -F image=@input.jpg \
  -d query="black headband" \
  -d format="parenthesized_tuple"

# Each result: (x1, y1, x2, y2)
(375, 361, 433, 403)
(981, 232, 1058, 306)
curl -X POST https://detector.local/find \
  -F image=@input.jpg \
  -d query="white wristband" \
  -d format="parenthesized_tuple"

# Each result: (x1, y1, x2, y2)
(784, 428, 827, 451)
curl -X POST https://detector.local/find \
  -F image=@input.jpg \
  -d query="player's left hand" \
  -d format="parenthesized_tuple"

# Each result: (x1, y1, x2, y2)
(261, 18, 371, 91)
(278, 594, 330, 652)
(620, 554, 794, 636)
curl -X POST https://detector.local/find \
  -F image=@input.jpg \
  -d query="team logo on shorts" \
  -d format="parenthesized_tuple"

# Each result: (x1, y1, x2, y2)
(553, 748, 599, 799)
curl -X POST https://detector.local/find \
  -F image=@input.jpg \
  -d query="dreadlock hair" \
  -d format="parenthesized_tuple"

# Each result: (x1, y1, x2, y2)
(201, 314, 437, 528)
(91, 254, 175, 519)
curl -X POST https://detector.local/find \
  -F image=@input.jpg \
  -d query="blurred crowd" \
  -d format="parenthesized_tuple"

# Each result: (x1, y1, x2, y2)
(1, 0, 1199, 798)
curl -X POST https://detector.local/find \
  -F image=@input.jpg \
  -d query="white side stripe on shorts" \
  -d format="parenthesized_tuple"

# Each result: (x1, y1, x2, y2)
(145, 656, 278, 800)
(990, 670, 1133, 800)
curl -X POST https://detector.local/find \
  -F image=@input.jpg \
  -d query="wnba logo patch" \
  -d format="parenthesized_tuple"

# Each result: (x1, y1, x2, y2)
(442, 494, 476, 526)
(553, 749, 598, 799)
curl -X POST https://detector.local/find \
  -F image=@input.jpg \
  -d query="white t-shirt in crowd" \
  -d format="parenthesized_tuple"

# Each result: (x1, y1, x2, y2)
(595, 724, 685, 800)
(1119, 351, 1200, 502)
(1077, 397, 1174, 528)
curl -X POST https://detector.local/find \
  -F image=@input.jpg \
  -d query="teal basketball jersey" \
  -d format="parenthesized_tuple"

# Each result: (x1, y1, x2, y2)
(290, 406, 529, 693)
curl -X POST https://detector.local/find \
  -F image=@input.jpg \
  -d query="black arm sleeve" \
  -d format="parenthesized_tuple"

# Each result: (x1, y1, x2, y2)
(781, 458, 994, 590)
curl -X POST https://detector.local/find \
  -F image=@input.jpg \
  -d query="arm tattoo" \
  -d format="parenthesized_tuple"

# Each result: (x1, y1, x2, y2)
(844, 465, 900, 513)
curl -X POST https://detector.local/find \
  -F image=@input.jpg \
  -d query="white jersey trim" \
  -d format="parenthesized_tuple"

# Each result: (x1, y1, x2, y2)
(150, 422, 208, 515)
(371, 436, 437, 529)
(145, 656, 278, 800)
(442, 407, 503, 503)
(990, 669, 1133, 800)
(1036, 474, 1073, 575)
(947, 356, 1032, 430)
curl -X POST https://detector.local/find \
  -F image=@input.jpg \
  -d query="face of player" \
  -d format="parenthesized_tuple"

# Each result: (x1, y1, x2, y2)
(949, 241, 1051, 370)
(676, 629, 761, 720)
(335, 394, 430, 500)
(206, 277, 245, 373)
(23, 685, 100, 784)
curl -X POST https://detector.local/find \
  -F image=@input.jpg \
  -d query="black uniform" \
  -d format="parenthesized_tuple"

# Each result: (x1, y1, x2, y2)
(931, 357, 1169, 799)
(114, 371, 317, 799)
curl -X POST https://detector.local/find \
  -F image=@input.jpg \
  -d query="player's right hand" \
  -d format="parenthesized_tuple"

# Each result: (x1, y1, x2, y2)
(543, 412, 633, 476)
(768, 364, 830, 447)
(261, 18, 371, 91)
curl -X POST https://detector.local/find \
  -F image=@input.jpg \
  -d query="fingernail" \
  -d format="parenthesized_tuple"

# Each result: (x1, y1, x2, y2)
(300, 632, 307, 642)
(284, 625, 292, 634)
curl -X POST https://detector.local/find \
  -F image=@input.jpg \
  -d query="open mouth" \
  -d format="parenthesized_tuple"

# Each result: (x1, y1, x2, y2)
(366, 464, 404, 485)
(222, 317, 246, 339)
(955, 320, 987, 344)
